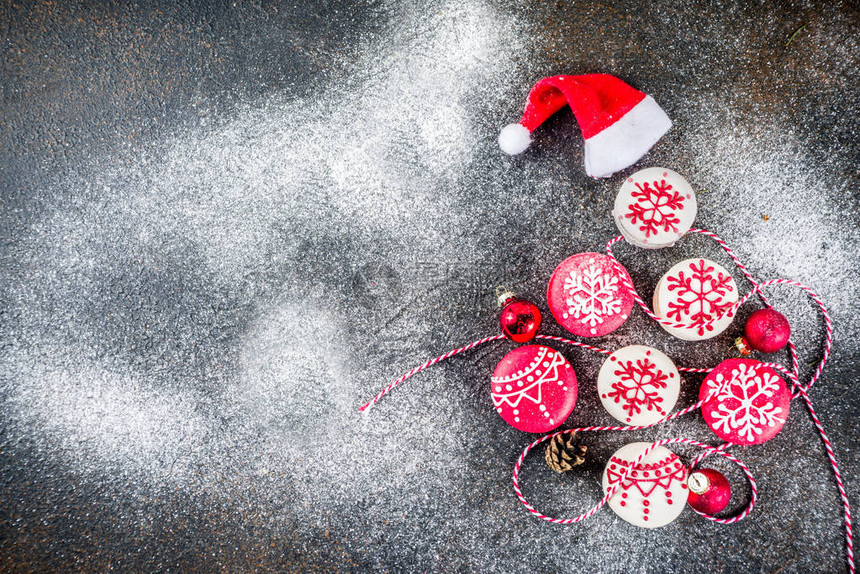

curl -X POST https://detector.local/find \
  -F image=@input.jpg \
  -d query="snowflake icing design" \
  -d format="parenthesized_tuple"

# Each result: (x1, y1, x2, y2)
(625, 179, 685, 237)
(606, 358, 669, 419)
(666, 259, 734, 335)
(706, 363, 786, 443)
(563, 265, 621, 327)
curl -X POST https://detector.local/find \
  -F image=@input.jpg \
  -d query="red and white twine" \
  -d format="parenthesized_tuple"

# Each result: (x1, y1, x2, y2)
(358, 229, 853, 573)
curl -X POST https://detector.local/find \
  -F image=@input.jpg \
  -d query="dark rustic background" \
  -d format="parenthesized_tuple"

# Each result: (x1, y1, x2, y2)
(2, 1, 859, 572)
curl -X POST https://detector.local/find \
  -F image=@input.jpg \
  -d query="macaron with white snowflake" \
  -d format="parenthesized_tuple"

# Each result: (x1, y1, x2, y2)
(547, 253, 635, 337)
(653, 258, 739, 341)
(598, 345, 681, 425)
(699, 358, 791, 445)
(612, 168, 697, 249)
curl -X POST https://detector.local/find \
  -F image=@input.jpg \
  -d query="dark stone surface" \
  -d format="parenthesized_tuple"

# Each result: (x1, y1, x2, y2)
(1, 1, 859, 572)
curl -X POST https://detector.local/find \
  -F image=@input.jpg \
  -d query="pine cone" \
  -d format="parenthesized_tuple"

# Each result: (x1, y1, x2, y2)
(545, 432, 587, 473)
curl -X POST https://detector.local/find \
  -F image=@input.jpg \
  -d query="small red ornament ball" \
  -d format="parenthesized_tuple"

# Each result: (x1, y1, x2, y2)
(500, 298, 542, 343)
(744, 308, 791, 353)
(687, 469, 731, 515)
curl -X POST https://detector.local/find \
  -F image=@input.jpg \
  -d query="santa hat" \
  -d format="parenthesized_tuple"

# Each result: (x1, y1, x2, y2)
(498, 74, 672, 178)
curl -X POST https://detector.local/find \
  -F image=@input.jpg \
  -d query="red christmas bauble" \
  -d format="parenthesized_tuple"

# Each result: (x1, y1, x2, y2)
(687, 469, 731, 515)
(491, 345, 578, 433)
(500, 298, 542, 343)
(744, 308, 791, 353)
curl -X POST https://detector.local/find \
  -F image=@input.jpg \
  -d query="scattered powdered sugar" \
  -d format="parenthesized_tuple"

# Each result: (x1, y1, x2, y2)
(105, 0, 528, 283)
(2, 0, 532, 555)
(680, 98, 860, 362)
(685, 100, 858, 287)
(6, 344, 206, 483)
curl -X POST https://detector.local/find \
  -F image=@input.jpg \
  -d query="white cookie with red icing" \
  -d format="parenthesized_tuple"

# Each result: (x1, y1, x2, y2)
(653, 258, 738, 341)
(598, 345, 680, 425)
(602, 442, 689, 528)
(612, 167, 697, 249)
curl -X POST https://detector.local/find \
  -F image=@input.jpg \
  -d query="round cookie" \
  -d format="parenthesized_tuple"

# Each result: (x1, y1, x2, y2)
(612, 167, 697, 249)
(653, 258, 738, 341)
(491, 345, 578, 433)
(547, 253, 634, 337)
(699, 358, 790, 445)
(602, 442, 689, 528)
(597, 345, 681, 425)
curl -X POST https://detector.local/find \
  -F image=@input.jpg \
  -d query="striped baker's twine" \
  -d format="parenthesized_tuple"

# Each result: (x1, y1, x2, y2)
(359, 230, 818, 412)
(359, 332, 728, 412)
(605, 230, 838, 392)
(796, 384, 854, 572)
(605, 231, 805, 383)
(685, 229, 802, 385)
(358, 334, 506, 412)
(604, 230, 848, 572)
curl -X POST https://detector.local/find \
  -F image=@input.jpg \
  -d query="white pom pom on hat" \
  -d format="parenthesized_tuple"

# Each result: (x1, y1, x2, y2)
(498, 74, 672, 178)
(498, 123, 531, 155)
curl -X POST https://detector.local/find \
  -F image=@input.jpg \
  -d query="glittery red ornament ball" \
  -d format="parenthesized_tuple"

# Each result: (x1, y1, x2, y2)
(744, 308, 791, 353)
(687, 469, 731, 515)
(500, 298, 542, 343)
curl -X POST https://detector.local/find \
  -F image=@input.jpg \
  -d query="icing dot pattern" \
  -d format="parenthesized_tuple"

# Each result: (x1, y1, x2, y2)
(602, 442, 689, 528)
(491, 345, 578, 433)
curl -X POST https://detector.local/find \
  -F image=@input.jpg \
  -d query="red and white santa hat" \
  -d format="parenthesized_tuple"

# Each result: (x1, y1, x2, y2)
(498, 74, 672, 178)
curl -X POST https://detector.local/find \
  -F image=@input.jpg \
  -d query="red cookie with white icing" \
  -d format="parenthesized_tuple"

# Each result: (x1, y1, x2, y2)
(653, 258, 738, 341)
(547, 253, 634, 337)
(612, 167, 697, 249)
(597, 345, 681, 425)
(699, 358, 790, 445)
(602, 442, 688, 528)
(491, 345, 577, 433)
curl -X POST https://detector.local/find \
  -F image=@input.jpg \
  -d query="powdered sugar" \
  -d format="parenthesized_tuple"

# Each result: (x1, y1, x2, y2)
(2, 0, 529, 538)
(681, 99, 860, 357)
(7, 346, 206, 483)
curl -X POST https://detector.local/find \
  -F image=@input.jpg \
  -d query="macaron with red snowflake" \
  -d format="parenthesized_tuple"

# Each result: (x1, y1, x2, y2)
(612, 167, 697, 249)
(547, 253, 635, 337)
(491, 345, 578, 433)
(699, 358, 791, 445)
(602, 442, 689, 528)
(597, 345, 681, 425)
(653, 258, 739, 341)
